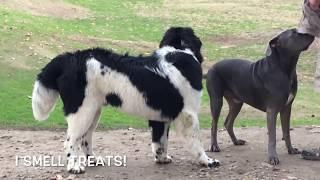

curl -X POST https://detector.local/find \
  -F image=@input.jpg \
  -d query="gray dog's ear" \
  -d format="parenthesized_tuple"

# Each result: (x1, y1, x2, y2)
(266, 37, 279, 56)
(266, 45, 273, 56)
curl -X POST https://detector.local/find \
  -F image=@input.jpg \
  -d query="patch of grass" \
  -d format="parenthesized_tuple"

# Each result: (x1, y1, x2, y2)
(0, 0, 319, 130)
(199, 113, 320, 129)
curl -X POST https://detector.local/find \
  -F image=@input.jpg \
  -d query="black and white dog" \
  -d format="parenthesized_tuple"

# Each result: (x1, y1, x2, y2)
(32, 27, 219, 174)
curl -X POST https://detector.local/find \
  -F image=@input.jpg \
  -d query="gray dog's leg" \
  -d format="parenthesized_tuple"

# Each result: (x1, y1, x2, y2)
(225, 98, 245, 146)
(207, 69, 224, 152)
(209, 97, 223, 152)
(266, 108, 279, 165)
(280, 103, 300, 154)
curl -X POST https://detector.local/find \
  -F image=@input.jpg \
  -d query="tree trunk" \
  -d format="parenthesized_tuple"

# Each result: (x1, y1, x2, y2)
(314, 39, 320, 92)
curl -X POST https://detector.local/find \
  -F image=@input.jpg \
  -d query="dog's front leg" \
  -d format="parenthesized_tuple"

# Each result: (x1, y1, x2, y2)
(174, 112, 220, 167)
(280, 104, 300, 154)
(149, 120, 172, 164)
(266, 108, 279, 165)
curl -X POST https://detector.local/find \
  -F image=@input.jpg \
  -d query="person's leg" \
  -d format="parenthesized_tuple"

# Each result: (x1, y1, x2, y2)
(303, 40, 320, 161)
(299, 0, 320, 161)
(314, 39, 320, 91)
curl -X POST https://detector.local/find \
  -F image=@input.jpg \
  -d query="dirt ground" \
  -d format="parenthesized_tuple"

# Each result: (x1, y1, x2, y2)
(0, 127, 320, 180)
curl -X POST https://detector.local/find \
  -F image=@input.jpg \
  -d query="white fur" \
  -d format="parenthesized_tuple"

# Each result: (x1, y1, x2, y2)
(173, 111, 214, 165)
(81, 108, 101, 157)
(157, 46, 199, 63)
(156, 48, 202, 114)
(32, 81, 59, 121)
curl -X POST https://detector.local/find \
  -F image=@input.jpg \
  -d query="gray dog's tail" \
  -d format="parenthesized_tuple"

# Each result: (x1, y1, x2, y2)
(206, 68, 224, 121)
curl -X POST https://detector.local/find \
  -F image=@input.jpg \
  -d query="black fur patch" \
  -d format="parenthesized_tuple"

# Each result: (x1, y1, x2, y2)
(165, 52, 202, 90)
(149, 120, 165, 142)
(106, 93, 122, 107)
(37, 52, 88, 115)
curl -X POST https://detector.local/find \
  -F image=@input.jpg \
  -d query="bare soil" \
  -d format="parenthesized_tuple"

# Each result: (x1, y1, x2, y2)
(0, 0, 90, 19)
(1, 127, 320, 180)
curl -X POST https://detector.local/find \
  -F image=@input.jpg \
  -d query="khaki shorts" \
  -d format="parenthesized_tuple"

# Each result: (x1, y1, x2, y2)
(298, 0, 320, 37)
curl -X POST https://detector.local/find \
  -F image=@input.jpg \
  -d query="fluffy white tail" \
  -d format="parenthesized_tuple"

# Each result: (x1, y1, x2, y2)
(32, 81, 59, 121)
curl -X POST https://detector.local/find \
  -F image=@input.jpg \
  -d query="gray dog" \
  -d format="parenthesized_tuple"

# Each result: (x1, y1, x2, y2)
(206, 28, 314, 165)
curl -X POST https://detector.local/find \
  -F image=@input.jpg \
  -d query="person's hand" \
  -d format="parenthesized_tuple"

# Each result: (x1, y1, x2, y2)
(309, 0, 320, 10)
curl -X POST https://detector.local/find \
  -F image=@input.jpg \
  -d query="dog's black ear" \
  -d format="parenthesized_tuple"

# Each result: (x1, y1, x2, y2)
(159, 27, 179, 48)
(266, 36, 279, 56)
(159, 36, 168, 48)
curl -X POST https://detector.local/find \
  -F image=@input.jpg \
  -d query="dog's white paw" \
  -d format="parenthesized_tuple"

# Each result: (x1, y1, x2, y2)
(67, 160, 85, 174)
(155, 155, 172, 164)
(199, 154, 220, 168)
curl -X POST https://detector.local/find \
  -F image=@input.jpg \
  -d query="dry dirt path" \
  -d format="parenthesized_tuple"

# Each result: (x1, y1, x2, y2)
(0, 127, 319, 180)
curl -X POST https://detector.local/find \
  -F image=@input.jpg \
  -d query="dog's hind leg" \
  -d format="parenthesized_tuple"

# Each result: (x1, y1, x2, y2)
(65, 98, 102, 174)
(209, 96, 223, 152)
(81, 108, 102, 165)
(174, 111, 220, 167)
(149, 120, 172, 164)
(280, 103, 300, 154)
(206, 70, 224, 152)
(224, 97, 245, 146)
